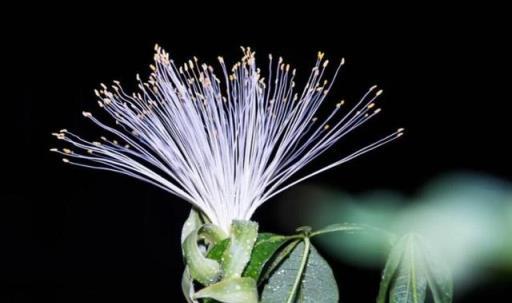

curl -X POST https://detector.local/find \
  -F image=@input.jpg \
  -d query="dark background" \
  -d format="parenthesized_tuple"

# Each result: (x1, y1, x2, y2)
(3, 5, 510, 302)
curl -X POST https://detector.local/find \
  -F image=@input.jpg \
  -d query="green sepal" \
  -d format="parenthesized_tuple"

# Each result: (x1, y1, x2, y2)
(222, 220, 259, 279)
(181, 208, 207, 302)
(193, 277, 258, 303)
(182, 267, 199, 303)
(181, 208, 205, 245)
(183, 224, 228, 285)
(200, 224, 228, 245)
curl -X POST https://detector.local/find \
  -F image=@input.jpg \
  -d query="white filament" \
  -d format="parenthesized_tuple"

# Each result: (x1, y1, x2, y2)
(52, 46, 403, 232)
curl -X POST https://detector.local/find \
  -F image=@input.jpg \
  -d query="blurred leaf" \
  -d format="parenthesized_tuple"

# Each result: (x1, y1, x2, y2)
(261, 240, 338, 303)
(378, 234, 453, 303)
(377, 236, 408, 303)
(302, 191, 402, 267)
(222, 220, 259, 279)
(194, 277, 258, 303)
(419, 239, 453, 303)
(243, 233, 289, 282)
(388, 235, 427, 303)
(302, 173, 512, 284)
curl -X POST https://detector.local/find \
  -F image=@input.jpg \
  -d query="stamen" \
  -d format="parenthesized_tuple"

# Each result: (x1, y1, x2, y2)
(52, 46, 402, 232)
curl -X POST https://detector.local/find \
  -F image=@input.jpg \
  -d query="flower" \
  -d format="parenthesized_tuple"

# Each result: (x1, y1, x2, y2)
(51, 45, 403, 232)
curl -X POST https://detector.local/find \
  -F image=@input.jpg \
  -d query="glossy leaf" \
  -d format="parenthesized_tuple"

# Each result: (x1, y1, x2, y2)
(243, 233, 289, 281)
(260, 240, 301, 283)
(261, 241, 339, 303)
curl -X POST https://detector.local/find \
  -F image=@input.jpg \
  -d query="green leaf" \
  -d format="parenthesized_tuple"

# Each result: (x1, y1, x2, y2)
(243, 233, 289, 282)
(222, 220, 259, 279)
(419, 239, 453, 303)
(299, 244, 339, 302)
(377, 234, 453, 303)
(193, 277, 258, 303)
(260, 240, 301, 283)
(389, 234, 427, 303)
(377, 236, 408, 303)
(261, 240, 339, 303)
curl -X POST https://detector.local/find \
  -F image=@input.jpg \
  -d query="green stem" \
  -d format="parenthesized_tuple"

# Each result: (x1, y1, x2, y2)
(310, 224, 397, 245)
(286, 237, 310, 303)
(285, 234, 304, 241)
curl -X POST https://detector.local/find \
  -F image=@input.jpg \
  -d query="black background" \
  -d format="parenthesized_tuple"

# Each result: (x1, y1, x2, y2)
(3, 4, 510, 302)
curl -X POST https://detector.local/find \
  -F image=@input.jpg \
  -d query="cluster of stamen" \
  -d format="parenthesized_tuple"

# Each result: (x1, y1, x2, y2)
(51, 45, 403, 232)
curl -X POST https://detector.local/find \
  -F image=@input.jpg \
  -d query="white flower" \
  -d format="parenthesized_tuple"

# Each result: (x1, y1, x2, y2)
(52, 45, 403, 232)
